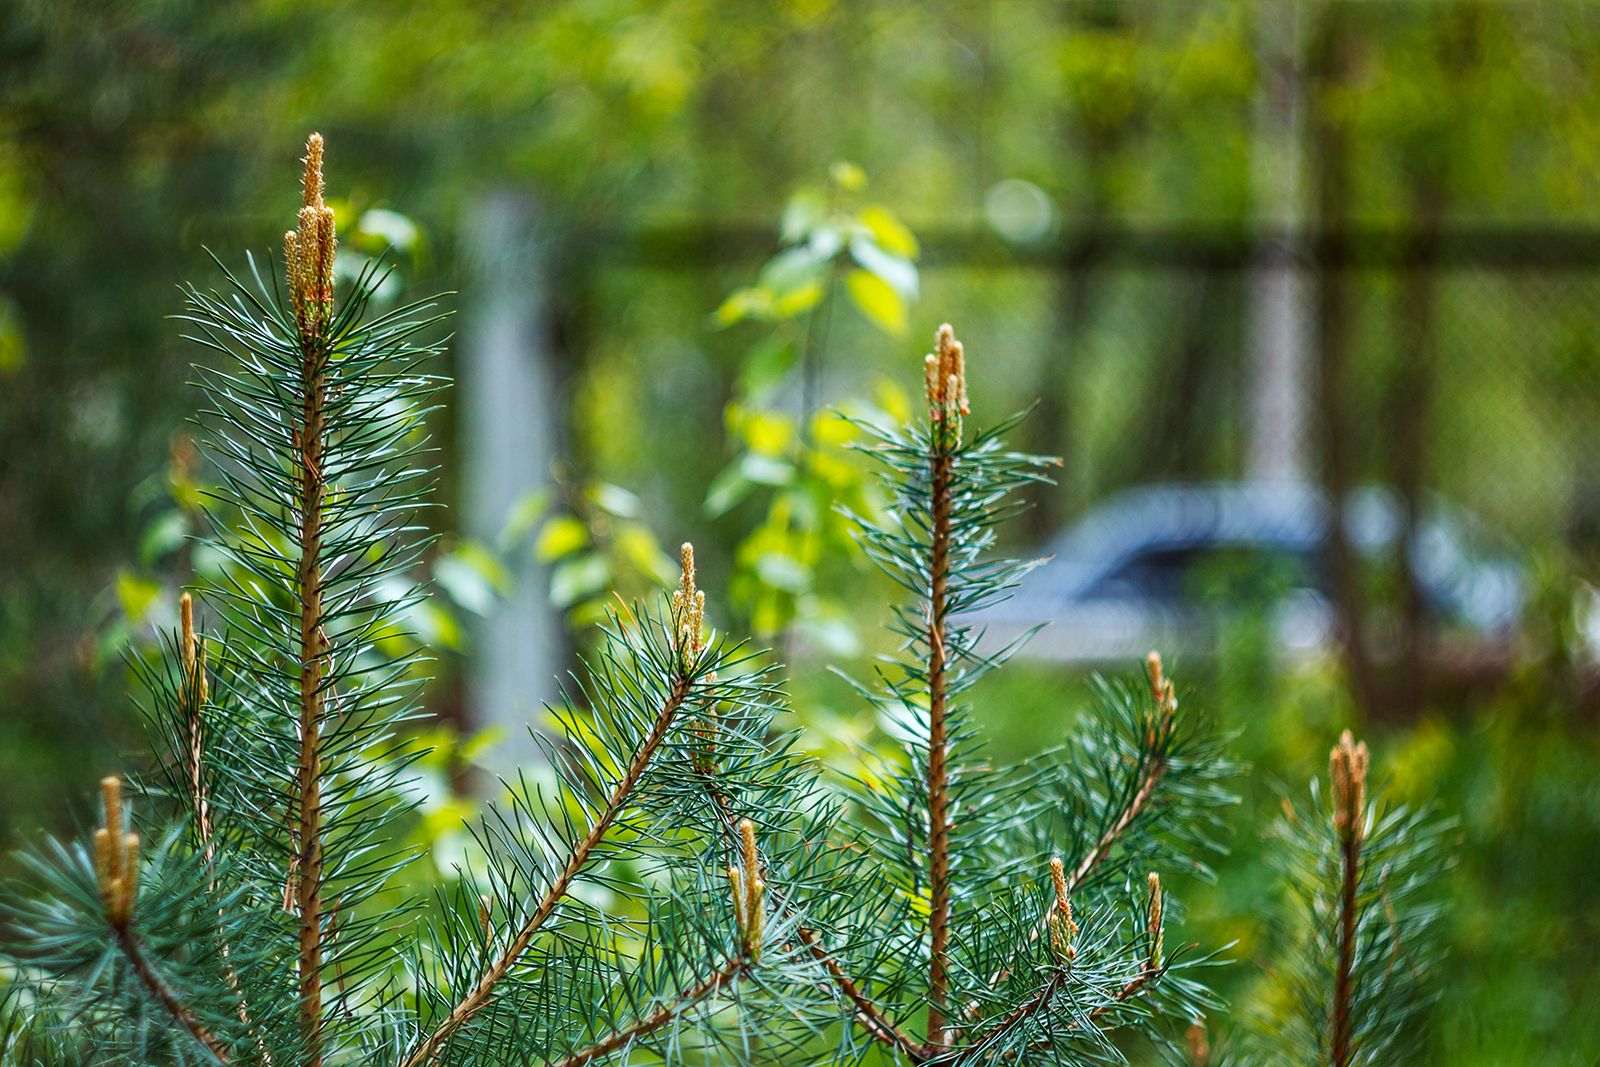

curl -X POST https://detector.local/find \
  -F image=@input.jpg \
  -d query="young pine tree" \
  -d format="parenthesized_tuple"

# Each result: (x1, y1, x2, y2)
(1221, 732, 1452, 1067)
(5, 134, 1450, 1067)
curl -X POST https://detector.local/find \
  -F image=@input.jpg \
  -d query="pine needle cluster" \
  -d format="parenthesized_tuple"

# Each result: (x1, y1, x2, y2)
(0, 136, 1451, 1067)
(1216, 732, 1453, 1067)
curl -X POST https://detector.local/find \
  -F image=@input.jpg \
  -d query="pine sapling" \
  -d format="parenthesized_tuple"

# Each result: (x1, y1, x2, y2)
(1, 137, 1248, 1067)
(1241, 729, 1453, 1067)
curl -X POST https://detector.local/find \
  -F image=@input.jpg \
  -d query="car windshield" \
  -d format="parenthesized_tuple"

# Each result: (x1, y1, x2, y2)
(1082, 543, 1320, 606)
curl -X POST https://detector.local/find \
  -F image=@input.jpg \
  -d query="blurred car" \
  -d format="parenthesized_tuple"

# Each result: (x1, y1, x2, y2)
(970, 481, 1525, 664)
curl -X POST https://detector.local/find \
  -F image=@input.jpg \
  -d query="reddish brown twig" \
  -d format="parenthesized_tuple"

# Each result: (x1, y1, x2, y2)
(1329, 731, 1368, 1067)
(797, 928, 929, 1061)
(550, 959, 746, 1067)
(925, 332, 959, 1047)
(286, 131, 338, 1067)
(965, 745, 1170, 1021)
(401, 674, 693, 1067)
(110, 920, 232, 1063)
(1066, 754, 1167, 896)
(960, 966, 1160, 1064)
(697, 725, 925, 1060)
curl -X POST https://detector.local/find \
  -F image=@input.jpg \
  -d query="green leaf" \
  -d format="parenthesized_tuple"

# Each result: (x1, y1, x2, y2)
(714, 285, 774, 326)
(496, 486, 552, 551)
(568, 596, 616, 628)
(356, 208, 421, 252)
(534, 514, 589, 562)
(738, 335, 796, 400)
(754, 551, 812, 593)
(741, 452, 795, 486)
(845, 268, 908, 336)
(794, 612, 862, 658)
(138, 510, 188, 568)
(780, 188, 827, 243)
(859, 204, 919, 258)
(550, 553, 612, 608)
(589, 482, 641, 518)
(774, 278, 824, 317)
(829, 160, 867, 191)
(760, 245, 824, 297)
(435, 541, 509, 616)
(849, 237, 918, 299)
(115, 570, 162, 625)
(741, 409, 796, 457)
(615, 524, 677, 584)
(704, 462, 755, 517)
(457, 724, 509, 764)
(409, 597, 463, 651)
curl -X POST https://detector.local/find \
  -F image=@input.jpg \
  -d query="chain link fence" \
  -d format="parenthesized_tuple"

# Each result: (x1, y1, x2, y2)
(553, 226, 1600, 713)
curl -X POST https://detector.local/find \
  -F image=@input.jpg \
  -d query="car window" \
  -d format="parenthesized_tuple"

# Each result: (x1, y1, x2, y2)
(1083, 544, 1318, 605)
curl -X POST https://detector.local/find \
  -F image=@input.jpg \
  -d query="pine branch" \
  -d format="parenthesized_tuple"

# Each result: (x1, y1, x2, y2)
(958, 869, 1171, 1063)
(288, 133, 339, 1067)
(179, 594, 213, 859)
(179, 595, 271, 1063)
(1328, 732, 1368, 1067)
(548, 958, 747, 1067)
(1257, 729, 1450, 1067)
(93, 776, 233, 1063)
(402, 671, 694, 1067)
(698, 694, 926, 1061)
(797, 928, 928, 1061)
(969, 654, 1180, 1012)
(109, 917, 232, 1064)
(1065, 735, 1168, 894)
(925, 348, 956, 1047)
(919, 324, 975, 1047)
(971, 968, 1159, 1064)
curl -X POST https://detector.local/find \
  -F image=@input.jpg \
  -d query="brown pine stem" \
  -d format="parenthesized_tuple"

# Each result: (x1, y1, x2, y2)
(926, 437, 954, 1047)
(1328, 731, 1368, 1067)
(962, 965, 1160, 1064)
(967, 747, 1169, 1018)
(295, 314, 329, 1067)
(699, 749, 925, 1060)
(110, 919, 231, 1063)
(549, 958, 745, 1067)
(282, 132, 339, 1067)
(1067, 753, 1166, 896)
(797, 928, 929, 1062)
(402, 675, 693, 1067)
(1331, 828, 1360, 1067)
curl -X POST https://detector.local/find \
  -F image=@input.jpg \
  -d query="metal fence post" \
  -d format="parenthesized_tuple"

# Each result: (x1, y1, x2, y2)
(460, 191, 564, 780)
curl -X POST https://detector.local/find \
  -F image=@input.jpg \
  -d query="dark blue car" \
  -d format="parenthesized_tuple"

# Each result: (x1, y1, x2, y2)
(970, 482, 1524, 664)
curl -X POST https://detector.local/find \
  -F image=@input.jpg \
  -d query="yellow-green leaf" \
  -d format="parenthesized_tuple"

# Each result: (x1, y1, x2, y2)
(714, 286, 774, 326)
(742, 409, 796, 457)
(846, 269, 907, 336)
(615, 524, 677, 584)
(774, 278, 824, 317)
(535, 514, 589, 562)
(115, 570, 162, 625)
(859, 204, 919, 258)
(550, 554, 613, 609)
(871, 373, 913, 425)
(829, 160, 867, 191)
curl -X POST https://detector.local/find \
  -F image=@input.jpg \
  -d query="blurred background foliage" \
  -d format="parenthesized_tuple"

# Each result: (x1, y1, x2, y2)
(3, 1, 1600, 1063)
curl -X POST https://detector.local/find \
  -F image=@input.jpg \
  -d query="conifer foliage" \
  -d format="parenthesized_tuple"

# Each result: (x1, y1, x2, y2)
(1, 136, 1448, 1067)
(1227, 731, 1452, 1067)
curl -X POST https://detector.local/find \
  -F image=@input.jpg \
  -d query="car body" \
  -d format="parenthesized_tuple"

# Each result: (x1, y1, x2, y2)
(969, 481, 1525, 664)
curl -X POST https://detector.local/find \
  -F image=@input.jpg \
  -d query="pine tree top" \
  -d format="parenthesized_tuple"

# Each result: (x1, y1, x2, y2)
(0, 136, 1452, 1067)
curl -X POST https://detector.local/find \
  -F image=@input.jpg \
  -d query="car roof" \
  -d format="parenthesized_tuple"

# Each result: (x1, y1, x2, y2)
(984, 481, 1523, 633)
